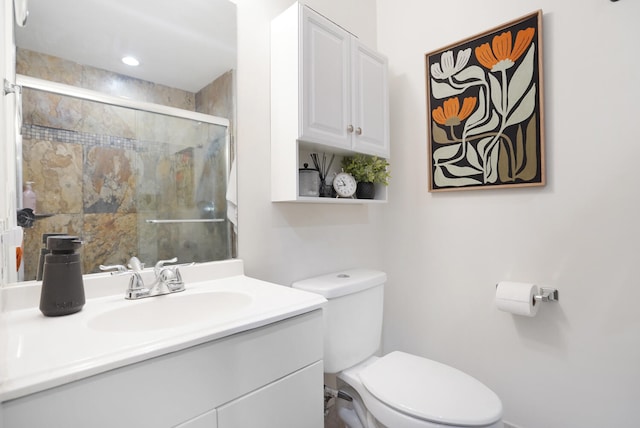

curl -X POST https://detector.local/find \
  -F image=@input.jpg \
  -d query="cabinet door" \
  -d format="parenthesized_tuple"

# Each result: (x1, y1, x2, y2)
(351, 41, 390, 158)
(217, 361, 324, 428)
(301, 6, 351, 150)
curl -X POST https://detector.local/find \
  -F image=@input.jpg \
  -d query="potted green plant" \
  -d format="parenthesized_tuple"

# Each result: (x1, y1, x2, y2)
(341, 154, 390, 199)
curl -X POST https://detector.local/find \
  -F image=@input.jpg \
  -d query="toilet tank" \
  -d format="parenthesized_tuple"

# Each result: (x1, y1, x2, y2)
(292, 269, 386, 373)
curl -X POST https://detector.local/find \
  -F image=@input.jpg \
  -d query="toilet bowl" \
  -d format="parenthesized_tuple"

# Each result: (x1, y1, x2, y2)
(292, 269, 503, 428)
(337, 353, 502, 428)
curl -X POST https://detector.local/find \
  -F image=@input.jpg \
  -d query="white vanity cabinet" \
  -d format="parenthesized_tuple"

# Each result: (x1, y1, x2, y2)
(271, 2, 389, 203)
(1, 310, 324, 428)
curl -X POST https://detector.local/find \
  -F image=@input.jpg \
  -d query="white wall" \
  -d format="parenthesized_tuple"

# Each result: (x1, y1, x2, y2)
(235, 0, 385, 287)
(238, 0, 639, 426)
(376, 0, 640, 427)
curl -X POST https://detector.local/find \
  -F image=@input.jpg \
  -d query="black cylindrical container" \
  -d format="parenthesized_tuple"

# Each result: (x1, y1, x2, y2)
(40, 235, 85, 317)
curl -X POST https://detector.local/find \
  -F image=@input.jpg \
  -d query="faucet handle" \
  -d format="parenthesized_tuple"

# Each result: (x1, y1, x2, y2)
(154, 257, 178, 276)
(153, 257, 185, 292)
(128, 256, 144, 272)
(99, 264, 128, 275)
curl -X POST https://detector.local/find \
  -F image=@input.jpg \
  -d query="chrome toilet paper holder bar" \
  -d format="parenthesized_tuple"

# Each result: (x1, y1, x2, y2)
(534, 287, 559, 303)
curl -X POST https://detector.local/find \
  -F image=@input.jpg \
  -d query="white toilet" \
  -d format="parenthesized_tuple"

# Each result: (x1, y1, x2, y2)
(292, 269, 503, 428)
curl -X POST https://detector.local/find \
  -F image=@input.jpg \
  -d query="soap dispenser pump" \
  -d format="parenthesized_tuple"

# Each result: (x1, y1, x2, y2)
(40, 235, 85, 317)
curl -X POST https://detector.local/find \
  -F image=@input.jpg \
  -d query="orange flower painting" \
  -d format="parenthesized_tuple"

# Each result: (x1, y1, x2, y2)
(432, 97, 477, 127)
(424, 11, 545, 192)
(475, 28, 535, 72)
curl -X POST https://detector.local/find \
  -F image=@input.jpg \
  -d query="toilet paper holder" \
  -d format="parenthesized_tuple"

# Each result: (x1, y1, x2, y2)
(494, 284, 559, 303)
(534, 287, 559, 303)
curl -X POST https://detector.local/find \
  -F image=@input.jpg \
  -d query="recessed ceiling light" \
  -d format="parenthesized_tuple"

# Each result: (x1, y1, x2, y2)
(121, 56, 140, 66)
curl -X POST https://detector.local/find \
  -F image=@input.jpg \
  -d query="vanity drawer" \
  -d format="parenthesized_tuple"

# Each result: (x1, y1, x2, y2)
(217, 361, 323, 428)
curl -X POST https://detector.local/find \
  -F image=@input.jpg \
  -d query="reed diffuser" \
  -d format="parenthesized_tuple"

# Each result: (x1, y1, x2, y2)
(310, 153, 335, 197)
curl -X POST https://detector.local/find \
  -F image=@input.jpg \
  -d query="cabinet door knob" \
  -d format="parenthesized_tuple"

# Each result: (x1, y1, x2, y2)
(347, 125, 354, 133)
(356, 127, 362, 135)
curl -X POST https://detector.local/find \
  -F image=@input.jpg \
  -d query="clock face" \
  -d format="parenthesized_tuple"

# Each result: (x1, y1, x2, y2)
(333, 172, 357, 197)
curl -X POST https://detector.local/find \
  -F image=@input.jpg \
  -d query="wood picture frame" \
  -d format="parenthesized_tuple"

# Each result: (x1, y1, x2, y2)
(425, 11, 545, 192)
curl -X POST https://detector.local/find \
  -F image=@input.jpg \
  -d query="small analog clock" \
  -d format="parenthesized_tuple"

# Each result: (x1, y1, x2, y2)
(333, 172, 357, 198)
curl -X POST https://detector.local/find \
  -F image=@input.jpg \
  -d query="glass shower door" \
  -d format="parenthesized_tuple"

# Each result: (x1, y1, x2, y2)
(19, 83, 233, 280)
(136, 110, 232, 267)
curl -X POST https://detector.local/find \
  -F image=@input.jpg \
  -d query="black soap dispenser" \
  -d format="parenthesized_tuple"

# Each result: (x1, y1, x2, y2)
(36, 233, 66, 281)
(40, 235, 85, 317)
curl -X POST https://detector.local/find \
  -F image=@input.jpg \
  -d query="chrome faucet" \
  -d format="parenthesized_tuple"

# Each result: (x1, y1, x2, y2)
(151, 257, 186, 295)
(100, 256, 185, 300)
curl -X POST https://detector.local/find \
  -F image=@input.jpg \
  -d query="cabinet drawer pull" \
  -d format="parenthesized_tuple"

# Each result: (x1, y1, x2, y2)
(355, 127, 362, 135)
(347, 125, 354, 133)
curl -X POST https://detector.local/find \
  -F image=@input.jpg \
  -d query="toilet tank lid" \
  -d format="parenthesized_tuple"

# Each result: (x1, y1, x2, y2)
(292, 269, 386, 299)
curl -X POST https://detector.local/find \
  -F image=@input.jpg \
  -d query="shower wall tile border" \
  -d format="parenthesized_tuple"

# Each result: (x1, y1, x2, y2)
(22, 124, 165, 153)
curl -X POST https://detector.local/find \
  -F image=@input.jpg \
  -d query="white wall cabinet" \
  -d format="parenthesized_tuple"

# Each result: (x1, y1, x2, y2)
(299, 6, 389, 156)
(1, 311, 324, 428)
(271, 2, 389, 203)
(349, 41, 390, 156)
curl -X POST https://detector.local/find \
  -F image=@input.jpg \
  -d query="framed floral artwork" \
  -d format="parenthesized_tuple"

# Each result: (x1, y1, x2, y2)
(425, 11, 545, 192)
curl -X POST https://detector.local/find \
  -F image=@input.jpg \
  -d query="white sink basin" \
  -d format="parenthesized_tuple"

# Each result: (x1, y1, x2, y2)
(88, 291, 254, 332)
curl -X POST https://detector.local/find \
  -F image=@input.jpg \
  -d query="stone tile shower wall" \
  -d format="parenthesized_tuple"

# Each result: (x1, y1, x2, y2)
(18, 49, 234, 280)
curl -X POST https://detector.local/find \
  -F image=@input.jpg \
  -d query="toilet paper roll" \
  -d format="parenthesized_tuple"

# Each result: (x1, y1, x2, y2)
(495, 281, 539, 317)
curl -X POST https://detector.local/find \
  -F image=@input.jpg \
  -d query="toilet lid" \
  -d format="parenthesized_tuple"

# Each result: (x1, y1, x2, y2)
(359, 352, 502, 426)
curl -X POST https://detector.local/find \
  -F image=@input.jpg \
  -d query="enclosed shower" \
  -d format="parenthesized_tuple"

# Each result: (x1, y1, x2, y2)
(17, 71, 234, 280)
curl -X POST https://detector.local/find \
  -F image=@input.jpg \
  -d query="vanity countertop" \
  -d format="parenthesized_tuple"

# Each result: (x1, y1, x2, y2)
(0, 260, 326, 402)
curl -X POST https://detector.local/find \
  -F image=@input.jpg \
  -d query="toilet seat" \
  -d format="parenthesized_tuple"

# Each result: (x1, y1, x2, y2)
(340, 352, 502, 427)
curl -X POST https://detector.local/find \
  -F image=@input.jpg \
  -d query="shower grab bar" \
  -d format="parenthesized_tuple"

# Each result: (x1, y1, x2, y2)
(146, 219, 225, 224)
